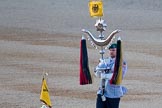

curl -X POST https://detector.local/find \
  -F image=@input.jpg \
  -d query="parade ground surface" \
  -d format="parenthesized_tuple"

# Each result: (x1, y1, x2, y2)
(0, 0, 162, 108)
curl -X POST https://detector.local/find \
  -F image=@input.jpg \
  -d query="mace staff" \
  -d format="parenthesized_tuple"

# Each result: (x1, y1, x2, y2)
(81, 0, 121, 101)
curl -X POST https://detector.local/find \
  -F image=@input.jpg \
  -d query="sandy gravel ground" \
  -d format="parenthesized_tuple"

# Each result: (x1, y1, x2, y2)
(0, 0, 162, 108)
(0, 27, 162, 108)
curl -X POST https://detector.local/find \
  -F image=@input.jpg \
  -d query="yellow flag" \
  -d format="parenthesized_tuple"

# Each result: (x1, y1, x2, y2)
(40, 78, 52, 108)
(89, 0, 103, 17)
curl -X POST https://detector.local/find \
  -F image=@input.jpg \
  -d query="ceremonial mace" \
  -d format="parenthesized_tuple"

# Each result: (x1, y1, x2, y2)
(82, 0, 120, 101)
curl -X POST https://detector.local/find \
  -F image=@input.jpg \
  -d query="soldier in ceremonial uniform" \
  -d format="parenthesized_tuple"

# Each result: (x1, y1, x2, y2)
(95, 43, 127, 108)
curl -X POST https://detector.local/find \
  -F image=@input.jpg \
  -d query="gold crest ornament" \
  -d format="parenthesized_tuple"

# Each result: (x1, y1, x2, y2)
(89, 0, 103, 17)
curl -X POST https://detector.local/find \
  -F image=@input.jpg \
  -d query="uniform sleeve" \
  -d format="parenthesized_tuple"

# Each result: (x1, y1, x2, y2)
(122, 61, 127, 78)
(94, 58, 109, 78)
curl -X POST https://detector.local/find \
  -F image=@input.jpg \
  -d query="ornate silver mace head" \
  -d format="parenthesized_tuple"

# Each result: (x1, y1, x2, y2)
(82, 28, 120, 47)
(82, 19, 121, 60)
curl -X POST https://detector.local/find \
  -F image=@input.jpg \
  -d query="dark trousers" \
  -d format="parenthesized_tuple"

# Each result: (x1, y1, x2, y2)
(96, 94, 120, 108)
